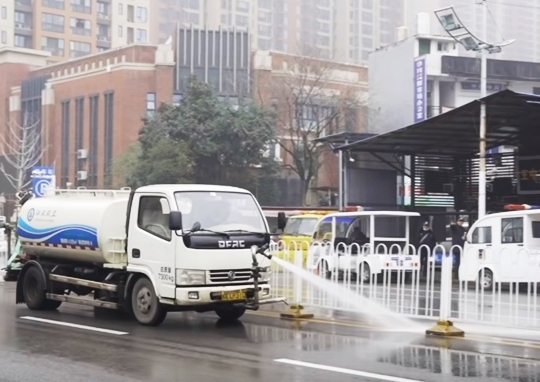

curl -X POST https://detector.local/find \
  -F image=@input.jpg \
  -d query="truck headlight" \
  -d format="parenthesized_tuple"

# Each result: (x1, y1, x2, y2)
(176, 269, 206, 286)
(260, 266, 271, 281)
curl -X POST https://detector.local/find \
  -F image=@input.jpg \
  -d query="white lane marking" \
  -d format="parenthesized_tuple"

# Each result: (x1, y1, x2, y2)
(20, 316, 129, 336)
(274, 359, 422, 382)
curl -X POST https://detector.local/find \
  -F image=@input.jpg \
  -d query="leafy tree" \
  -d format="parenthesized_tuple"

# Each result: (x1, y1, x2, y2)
(258, 54, 366, 205)
(129, 77, 279, 201)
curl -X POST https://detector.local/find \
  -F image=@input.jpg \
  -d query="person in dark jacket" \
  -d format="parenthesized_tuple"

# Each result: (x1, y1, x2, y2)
(418, 221, 437, 278)
(450, 217, 466, 278)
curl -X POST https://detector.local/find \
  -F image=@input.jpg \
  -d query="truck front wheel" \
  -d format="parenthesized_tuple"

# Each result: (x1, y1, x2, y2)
(131, 277, 167, 326)
(215, 306, 246, 321)
(22, 266, 61, 310)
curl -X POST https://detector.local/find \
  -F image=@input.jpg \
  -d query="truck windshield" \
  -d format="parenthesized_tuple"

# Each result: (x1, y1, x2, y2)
(174, 191, 266, 233)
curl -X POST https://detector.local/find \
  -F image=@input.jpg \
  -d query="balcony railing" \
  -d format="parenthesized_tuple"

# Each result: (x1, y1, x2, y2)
(97, 12, 110, 20)
(71, 4, 91, 13)
(42, 23, 64, 33)
(15, 0, 32, 7)
(14, 22, 32, 30)
(70, 50, 91, 58)
(43, 47, 64, 56)
(97, 34, 110, 42)
(43, 0, 65, 10)
(72, 27, 91, 36)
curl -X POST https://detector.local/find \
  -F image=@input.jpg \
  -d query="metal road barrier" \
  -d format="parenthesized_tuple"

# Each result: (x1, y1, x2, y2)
(269, 240, 540, 329)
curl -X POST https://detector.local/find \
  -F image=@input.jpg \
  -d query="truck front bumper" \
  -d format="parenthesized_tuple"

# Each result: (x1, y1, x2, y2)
(175, 283, 275, 306)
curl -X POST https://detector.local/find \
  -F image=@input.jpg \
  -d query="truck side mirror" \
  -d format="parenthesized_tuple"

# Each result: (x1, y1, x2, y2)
(277, 212, 287, 230)
(169, 211, 183, 231)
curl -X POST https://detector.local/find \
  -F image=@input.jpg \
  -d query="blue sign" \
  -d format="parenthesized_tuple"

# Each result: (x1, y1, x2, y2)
(31, 166, 55, 198)
(414, 57, 427, 123)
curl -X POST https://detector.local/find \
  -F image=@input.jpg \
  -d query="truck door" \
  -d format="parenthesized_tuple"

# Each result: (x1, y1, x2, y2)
(128, 194, 176, 299)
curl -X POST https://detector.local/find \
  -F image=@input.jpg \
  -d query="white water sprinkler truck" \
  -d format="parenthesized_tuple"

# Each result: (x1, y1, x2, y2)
(14, 185, 283, 326)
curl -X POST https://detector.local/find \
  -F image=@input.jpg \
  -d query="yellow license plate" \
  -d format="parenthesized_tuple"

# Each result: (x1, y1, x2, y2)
(221, 290, 247, 301)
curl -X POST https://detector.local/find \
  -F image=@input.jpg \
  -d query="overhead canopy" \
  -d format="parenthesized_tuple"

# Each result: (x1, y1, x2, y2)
(315, 132, 375, 149)
(337, 90, 540, 156)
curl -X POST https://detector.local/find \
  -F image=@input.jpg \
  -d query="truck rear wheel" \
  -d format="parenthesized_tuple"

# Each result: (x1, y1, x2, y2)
(215, 306, 246, 321)
(22, 266, 62, 310)
(131, 277, 167, 326)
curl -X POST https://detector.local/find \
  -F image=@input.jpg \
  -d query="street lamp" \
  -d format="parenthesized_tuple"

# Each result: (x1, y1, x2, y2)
(434, 3, 515, 219)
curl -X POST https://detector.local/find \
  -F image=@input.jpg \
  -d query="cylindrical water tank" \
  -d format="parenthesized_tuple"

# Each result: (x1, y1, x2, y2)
(17, 190, 130, 265)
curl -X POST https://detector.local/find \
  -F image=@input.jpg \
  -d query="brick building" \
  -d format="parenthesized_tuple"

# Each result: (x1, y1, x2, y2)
(3, 43, 174, 190)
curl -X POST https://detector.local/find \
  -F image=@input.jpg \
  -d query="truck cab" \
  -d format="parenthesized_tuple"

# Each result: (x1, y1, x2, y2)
(460, 210, 540, 289)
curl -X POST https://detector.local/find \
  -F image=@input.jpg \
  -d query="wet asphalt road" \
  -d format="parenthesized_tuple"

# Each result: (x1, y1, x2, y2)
(1, 282, 540, 382)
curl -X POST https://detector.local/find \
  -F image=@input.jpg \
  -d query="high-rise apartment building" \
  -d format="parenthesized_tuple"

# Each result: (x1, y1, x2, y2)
(405, 0, 540, 62)
(152, 0, 405, 65)
(0, 0, 151, 63)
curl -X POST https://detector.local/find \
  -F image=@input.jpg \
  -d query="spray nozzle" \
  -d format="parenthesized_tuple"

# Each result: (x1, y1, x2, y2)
(250, 244, 272, 261)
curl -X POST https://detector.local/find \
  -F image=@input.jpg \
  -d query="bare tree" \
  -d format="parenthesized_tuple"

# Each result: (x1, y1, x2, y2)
(0, 113, 47, 192)
(257, 53, 367, 205)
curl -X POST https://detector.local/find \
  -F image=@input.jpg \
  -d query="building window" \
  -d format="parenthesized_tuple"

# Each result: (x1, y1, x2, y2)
(147, 92, 156, 116)
(71, 0, 91, 14)
(1, 6, 6, 19)
(61, 100, 70, 187)
(104, 92, 114, 186)
(419, 38, 431, 55)
(237, 0, 250, 11)
(138, 28, 147, 42)
(136, 6, 147, 22)
(70, 40, 91, 58)
(42, 13, 65, 33)
(173, 93, 182, 106)
(236, 15, 249, 27)
(41, 36, 65, 56)
(89, 95, 99, 187)
(1, 31, 6, 44)
(136, 28, 147, 43)
(118, 25, 123, 37)
(127, 5, 134, 22)
(118, 3, 123, 15)
(70, 18, 91, 36)
(43, 0, 65, 10)
(14, 35, 32, 48)
(75, 98, 84, 172)
(361, 23, 373, 35)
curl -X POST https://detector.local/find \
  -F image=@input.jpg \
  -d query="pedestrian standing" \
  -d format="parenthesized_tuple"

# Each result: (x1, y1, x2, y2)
(418, 221, 437, 278)
(450, 217, 466, 279)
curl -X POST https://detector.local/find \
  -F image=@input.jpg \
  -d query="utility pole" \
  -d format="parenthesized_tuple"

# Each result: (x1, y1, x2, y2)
(478, 0, 488, 218)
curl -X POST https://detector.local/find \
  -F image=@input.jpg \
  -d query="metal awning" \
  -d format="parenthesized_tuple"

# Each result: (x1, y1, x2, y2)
(336, 90, 540, 156)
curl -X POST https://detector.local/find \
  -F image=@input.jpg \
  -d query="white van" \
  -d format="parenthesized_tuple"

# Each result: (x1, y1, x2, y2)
(307, 211, 421, 282)
(460, 210, 540, 289)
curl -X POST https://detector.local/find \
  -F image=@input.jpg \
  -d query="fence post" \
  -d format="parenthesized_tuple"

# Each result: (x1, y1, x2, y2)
(0, 229, 6, 283)
(426, 247, 465, 337)
(280, 242, 314, 321)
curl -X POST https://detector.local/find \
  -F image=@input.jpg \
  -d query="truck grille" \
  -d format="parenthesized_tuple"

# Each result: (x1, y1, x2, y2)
(209, 269, 252, 283)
